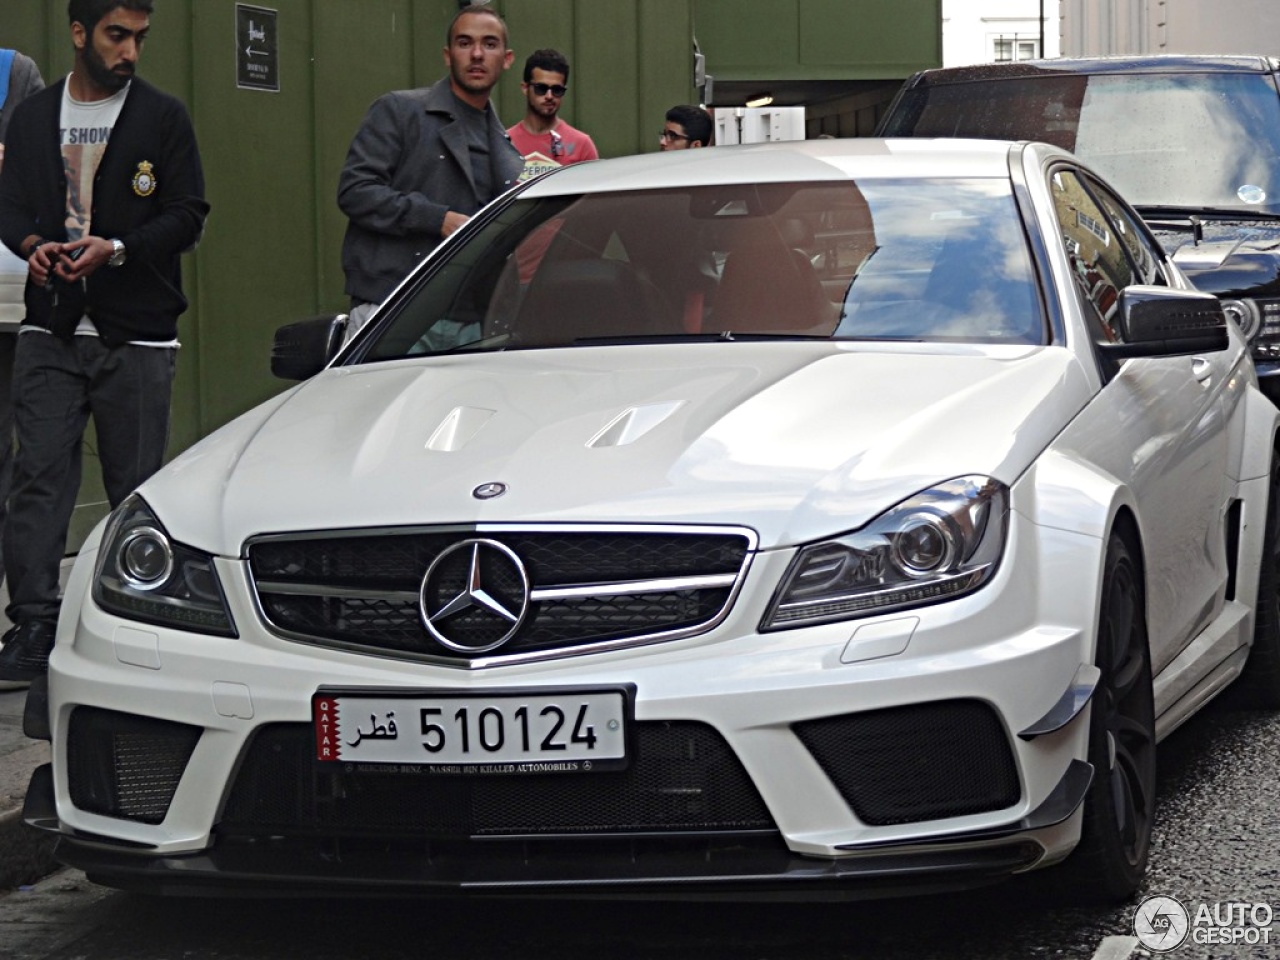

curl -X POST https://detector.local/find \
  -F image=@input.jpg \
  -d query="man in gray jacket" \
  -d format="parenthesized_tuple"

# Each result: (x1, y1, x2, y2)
(337, 3, 523, 340)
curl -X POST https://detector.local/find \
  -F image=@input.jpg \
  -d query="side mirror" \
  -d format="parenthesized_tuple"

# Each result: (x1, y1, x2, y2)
(1100, 286, 1228, 359)
(271, 313, 347, 380)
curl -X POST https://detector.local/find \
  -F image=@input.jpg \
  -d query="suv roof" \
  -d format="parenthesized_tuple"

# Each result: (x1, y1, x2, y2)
(877, 51, 1280, 392)
(903, 55, 1280, 85)
(878, 55, 1280, 217)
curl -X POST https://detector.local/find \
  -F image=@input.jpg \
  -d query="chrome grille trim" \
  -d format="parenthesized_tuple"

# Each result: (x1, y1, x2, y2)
(252, 582, 419, 602)
(253, 572, 740, 603)
(245, 523, 758, 668)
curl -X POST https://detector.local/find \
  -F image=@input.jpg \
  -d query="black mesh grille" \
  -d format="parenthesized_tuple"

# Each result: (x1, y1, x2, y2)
(220, 721, 774, 838)
(67, 707, 202, 825)
(793, 700, 1020, 826)
(248, 528, 750, 663)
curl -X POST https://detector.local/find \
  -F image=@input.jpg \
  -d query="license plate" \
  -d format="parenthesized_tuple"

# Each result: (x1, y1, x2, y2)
(313, 686, 630, 774)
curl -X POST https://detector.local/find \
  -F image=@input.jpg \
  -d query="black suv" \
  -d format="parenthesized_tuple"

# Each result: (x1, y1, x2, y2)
(878, 55, 1280, 399)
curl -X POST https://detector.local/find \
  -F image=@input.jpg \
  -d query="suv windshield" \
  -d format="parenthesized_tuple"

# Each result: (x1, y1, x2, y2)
(882, 72, 1280, 215)
(360, 178, 1044, 360)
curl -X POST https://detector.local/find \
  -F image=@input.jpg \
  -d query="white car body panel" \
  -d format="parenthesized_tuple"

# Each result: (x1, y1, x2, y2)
(29, 138, 1280, 899)
(151, 343, 1091, 552)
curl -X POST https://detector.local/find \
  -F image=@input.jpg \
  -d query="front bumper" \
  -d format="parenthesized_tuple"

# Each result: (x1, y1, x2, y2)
(28, 512, 1104, 897)
(24, 759, 1089, 898)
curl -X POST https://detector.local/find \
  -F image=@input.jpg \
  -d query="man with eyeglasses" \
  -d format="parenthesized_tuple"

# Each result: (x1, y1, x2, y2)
(337, 3, 523, 343)
(660, 104, 713, 151)
(506, 49, 597, 182)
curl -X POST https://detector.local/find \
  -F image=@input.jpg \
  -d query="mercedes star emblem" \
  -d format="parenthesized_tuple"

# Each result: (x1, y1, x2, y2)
(473, 482, 508, 500)
(419, 539, 530, 653)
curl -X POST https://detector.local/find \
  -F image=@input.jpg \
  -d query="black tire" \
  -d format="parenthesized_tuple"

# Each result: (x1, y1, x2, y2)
(1232, 454, 1280, 709)
(1058, 532, 1157, 903)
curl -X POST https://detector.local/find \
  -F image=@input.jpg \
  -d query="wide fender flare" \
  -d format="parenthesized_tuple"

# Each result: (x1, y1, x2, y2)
(1232, 382, 1280, 484)
(1012, 449, 1134, 546)
(1010, 451, 1137, 666)
(1228, 382, 1280, 614)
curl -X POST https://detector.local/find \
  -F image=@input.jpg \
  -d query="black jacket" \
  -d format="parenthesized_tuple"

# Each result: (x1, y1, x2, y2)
(337, 77, 524, 304)
(0, 76, 209, 344)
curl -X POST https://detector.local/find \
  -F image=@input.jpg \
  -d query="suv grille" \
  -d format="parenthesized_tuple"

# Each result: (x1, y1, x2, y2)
(247, 526, 753, 665)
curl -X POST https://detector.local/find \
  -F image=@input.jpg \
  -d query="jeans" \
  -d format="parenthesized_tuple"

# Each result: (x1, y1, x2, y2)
(3, 332, 176, 625)
(0, 331, 15, 588)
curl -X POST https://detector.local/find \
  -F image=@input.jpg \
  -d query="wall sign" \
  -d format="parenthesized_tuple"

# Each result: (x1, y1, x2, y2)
(236, 4, 279, 92)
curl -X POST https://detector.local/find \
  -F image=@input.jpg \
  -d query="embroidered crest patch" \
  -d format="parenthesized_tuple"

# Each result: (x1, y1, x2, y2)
(132, 161, 157, 197)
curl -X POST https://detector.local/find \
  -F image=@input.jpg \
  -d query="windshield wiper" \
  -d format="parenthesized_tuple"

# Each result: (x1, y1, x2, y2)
(1138, 205, 1280, 222)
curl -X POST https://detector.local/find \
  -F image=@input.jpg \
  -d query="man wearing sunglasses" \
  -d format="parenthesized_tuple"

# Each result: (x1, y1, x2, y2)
(507, 49, 598, 182)
(660, 104, 713, 151)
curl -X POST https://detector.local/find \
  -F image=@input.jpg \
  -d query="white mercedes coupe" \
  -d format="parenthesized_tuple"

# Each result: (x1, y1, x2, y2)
(23, 138, 1280, 902)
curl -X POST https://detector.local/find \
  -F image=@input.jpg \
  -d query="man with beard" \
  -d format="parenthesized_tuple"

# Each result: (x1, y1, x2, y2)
(338, 3, 523, 342)
(507, 49, 598, 181)
(0, 0, 209, 683)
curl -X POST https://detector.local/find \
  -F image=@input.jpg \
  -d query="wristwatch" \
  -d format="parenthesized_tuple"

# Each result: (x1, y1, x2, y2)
(108, 239, 126, 268)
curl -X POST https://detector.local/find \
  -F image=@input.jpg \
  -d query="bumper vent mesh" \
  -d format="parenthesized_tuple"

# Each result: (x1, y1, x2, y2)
(794, 699, 1020, 826)
(66, 707, 202, 825)
(220, 720, 774, 838)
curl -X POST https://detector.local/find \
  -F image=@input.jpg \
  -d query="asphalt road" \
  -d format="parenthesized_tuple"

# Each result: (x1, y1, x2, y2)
(2, 696, 1278, 960)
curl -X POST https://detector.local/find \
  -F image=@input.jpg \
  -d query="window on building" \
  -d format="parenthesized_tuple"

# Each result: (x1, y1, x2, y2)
(993, 36, 1039, 62)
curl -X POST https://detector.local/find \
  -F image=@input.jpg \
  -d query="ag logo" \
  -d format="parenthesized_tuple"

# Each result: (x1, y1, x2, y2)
(1133, 895, 1190, 952)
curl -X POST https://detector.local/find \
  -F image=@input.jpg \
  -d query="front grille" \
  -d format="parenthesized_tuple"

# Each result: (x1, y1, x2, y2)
(219, 721, 775, 838)
(247, 526, 753, 664)
(67, 707, 202, 824)
(1252, 297, 1280, 360)
(794, 700, 1020, 826)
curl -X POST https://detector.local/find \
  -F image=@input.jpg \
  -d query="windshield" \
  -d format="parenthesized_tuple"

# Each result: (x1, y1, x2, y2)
(361, 178, 1044, 360)
(883, 71, 1280, 214)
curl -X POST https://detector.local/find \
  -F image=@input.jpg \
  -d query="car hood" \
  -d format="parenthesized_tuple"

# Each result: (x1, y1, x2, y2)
(144, 343, 1090, 553)
(1164, 228, 1280, 298)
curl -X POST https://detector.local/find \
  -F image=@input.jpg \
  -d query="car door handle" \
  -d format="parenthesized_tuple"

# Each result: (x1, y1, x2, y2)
(1191, 357, 1213, 383)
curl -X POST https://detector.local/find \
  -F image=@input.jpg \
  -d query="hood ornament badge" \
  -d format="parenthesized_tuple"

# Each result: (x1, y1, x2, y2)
(420, 539, 530, 652)
(473, 482, 507, 500)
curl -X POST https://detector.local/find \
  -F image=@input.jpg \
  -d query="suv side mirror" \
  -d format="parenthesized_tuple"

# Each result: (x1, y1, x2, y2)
(1099, 286, 1228, 359)
(271, 314, 348, 380)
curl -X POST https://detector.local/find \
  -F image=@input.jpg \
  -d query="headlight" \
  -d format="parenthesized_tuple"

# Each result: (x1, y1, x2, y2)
(1226, 296, 1280, 360)
(1221, 298, 1261, 340)
(761, 476, 1007, 631)
(93, 495, 237, 636)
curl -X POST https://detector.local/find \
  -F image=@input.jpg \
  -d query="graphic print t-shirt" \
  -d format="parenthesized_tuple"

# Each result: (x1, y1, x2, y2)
(56, 80, 128, 334)
(60, 80, 129, 243)
(506, 120, 599, 182)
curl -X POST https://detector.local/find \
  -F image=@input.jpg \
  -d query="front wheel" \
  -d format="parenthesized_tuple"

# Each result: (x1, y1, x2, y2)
(1060, 532, 1157, 903)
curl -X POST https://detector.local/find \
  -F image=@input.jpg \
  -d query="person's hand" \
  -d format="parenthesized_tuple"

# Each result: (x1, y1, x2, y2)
(27, 240, 61, 287)
(442, 211, 471, 238)
(57, 237, 113, 281)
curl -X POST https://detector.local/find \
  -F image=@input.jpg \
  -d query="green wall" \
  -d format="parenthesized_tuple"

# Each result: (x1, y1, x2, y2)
(694, 0, 941, 82)
(1, 0, 935, 547)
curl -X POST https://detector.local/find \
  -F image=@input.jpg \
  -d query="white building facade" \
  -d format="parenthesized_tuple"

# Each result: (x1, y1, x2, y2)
(943, 0, 1063, 67)
(1060, 0, 1280, 57)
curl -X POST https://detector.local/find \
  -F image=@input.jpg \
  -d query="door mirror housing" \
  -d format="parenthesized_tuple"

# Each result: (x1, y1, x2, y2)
(1100, 286, 1228, 359)
(271, 314, 348, 380)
